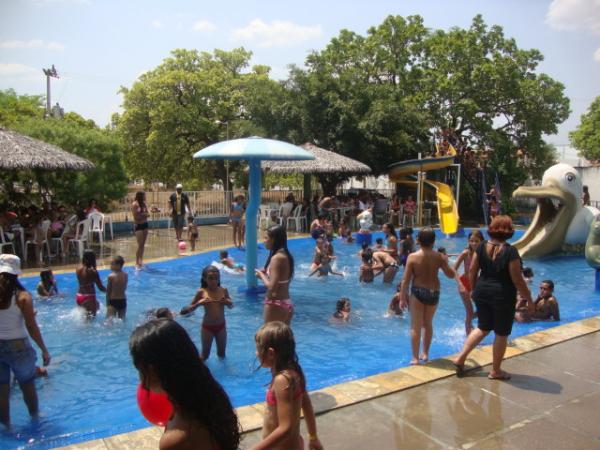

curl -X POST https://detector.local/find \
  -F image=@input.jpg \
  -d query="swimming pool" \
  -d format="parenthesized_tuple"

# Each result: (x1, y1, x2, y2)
(2, 229, 599, 449)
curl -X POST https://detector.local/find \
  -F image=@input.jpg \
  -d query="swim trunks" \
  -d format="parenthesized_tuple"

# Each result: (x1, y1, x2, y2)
(107, 298, 127, 310)
(134, 222, 148, 232)
(411, 286, 440, 306)
(191, 232, 199, 239)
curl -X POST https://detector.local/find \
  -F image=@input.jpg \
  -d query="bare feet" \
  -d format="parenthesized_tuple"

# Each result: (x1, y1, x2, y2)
(419, 354, 429, 363)
(409, 358, 419, 365)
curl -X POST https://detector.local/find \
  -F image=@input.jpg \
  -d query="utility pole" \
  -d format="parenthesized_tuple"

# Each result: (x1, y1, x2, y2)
(42, 65, 59, 117)
(215, 120, 230, 191)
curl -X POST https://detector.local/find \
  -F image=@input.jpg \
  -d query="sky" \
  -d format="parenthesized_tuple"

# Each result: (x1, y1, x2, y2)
(1, 0, 599, 153)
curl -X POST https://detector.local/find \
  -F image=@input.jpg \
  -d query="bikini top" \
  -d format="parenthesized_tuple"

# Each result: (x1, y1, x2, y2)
(266, 384, 304, 406)
(266, 265, 291, 285)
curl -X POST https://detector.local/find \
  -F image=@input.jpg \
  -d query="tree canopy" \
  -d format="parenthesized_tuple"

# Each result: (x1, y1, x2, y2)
(571, 96, 600, 162)
(0, 89, 127, 209)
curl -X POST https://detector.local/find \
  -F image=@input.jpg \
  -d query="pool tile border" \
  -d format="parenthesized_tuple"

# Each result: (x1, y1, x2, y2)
(54, 315, 600, 450)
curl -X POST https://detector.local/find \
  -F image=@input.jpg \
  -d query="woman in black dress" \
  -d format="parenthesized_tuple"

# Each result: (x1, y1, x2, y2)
(453, 216, 533, 380)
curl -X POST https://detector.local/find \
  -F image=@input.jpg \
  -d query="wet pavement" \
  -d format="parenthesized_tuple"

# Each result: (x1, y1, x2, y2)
(20, 225, 297, 276)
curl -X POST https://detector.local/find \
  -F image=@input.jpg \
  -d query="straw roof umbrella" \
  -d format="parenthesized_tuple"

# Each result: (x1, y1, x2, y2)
(0, 127, 95, 171)
(262, 142, 371, 197)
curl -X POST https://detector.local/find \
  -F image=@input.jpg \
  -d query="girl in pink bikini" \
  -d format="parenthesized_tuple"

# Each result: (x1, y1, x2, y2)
(251, 322, 322, 450)
(75, 250, 106, 318)
(180, 265, 233, 360)
(453, 230, 484, 335)
(256, 225, 295, 325)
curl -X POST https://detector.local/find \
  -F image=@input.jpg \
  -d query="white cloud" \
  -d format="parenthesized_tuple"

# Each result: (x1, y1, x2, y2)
(0, 39, 64, 50)
(0, 63, 39, 78)
(595, 47, 600, 61)
(231, 19, 322, 48)
(192, 20, 217, 33)
(546, 0, 600, 34)
(151, 19, 163, 29)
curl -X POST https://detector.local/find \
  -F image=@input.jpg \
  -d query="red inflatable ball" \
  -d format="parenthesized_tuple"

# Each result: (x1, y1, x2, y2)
(178, 241, 187, 251)
(136, 384, 173, 426)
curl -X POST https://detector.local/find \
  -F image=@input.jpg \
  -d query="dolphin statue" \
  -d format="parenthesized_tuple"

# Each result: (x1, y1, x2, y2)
(512, 163, 600, 258)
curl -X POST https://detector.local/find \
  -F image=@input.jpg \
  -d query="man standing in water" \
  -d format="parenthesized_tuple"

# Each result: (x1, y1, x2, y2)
(170, 183, 191, 242)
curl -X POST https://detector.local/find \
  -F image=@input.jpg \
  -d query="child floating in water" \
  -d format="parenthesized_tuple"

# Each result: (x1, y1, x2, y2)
(129, 319, 241, 450)
(187, 216, 198, 251)
(331, 298, 351, 322)
(180, 266, 233, 360)
(37, 268, 60, 297)
(399, 228, 461, 365)
(106, 255, 128, 320)
(515, 279, 560, 322)
(251, 322, 322, 450)
(219, 250, 245, 272)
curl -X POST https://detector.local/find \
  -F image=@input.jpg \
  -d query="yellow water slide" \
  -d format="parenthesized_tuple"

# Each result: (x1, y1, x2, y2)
(388, 156, 459, 234)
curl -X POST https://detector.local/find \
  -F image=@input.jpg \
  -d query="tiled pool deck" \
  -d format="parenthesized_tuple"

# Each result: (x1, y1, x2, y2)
(44, 227, 600, 450)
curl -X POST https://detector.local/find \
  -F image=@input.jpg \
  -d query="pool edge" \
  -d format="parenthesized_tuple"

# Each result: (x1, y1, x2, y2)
(53, 314, 600, 450)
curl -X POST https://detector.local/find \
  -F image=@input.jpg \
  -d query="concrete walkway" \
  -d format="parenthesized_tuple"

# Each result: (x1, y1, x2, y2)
(241, 331, 600, 449)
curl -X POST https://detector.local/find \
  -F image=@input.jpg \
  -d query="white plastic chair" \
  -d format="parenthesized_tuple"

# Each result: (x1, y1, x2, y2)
(24, 220, 52, 263)
(0, 226, 16, 254)
(88, 212, 105, 245)
(52, 215, 77, 257)
(68, 219, 90, 259)
(286, 205, 307, 232)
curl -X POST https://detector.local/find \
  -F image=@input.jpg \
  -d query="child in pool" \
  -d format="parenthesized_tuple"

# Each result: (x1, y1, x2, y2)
(250, 322, 323, 450)
(374, 237, 384, 250)
(180, 266, 233, 360)
(514, 267, 535, 322)
(219, 250, 245, 272)
(398, 227, 414, 266)
(453, 230, 484, 335)
(187, 216, 199, 251)
(516, 279, 560, 322)
(399, 228, 461, 365)
(75, 250, 106, 318)
(522, 267, 534, 284)
(37, 268, 59, 297)
(388, 286, 404, 316)
(331, 298, 351, 322)
(130, 319, 241, 450)
(106, 255, 128, 319)
(309, 240, 343, 277)
(359, 248, 376, 283)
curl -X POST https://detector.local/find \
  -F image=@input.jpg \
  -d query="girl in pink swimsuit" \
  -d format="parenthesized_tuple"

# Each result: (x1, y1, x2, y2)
(251, 322, 323, 450)
(75, 250, 106, 318)
(256, 225, 295, 325)
(453, 230, 484, 335)
(180, 266, 233, 360)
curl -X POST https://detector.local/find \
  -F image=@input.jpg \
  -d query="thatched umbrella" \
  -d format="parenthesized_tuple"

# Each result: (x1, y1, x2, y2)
(261, 142, 372, 197)
(0, 127, 94, 171)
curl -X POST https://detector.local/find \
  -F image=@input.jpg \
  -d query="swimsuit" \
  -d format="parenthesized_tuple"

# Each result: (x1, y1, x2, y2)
(264, 298, 294, 313)
(76, 293, 96, 306)
(191, 232, 199, 238)
(202, 321, 226, 335)
(411, 286, 440, 306)
(107, 298, 127, 310)
(459, 274, 471, 292)
(134, 222, 148, 231)
(266, 383, 304, 406)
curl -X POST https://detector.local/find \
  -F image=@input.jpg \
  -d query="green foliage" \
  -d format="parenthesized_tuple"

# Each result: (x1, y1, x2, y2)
(570, 96, 600, 162)
(12, 118, 128, 209)
(0, 89, 44, 127)
(0, 89, 127, 209)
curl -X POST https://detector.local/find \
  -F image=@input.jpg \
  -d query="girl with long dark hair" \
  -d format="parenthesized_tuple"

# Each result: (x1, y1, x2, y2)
(132, 191, 149, 269)
(130, 319, 240, 450)
(256, 225, 295, 324)
(75, 250, 106, 318)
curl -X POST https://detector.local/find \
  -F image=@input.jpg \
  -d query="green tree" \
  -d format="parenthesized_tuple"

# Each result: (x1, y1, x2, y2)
(0, 89, 127, 209)
(118, 48, 273, 189)
(570, 96, 600, 162)
(421, 15, 569, 184)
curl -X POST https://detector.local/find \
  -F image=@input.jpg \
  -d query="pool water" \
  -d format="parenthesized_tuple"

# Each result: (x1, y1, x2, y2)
(2, 230, 599, 449)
